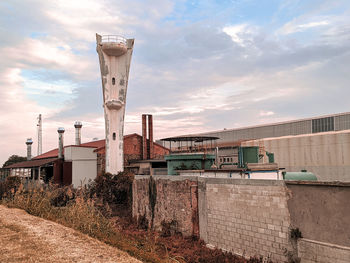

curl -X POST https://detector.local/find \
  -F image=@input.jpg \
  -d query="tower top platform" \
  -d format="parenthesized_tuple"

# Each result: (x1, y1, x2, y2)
(100, 35, 127, 56)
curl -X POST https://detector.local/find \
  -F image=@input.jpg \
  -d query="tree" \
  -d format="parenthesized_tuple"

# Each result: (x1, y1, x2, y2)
(2, 155, 27, 168)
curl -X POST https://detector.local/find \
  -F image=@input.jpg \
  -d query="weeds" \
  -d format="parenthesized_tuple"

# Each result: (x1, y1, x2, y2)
(0, 174, 274, 263)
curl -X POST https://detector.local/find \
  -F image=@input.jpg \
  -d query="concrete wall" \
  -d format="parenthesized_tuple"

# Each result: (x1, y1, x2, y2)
(132, 175, 198, 236)
(132, 176, 350, 262)
(242, 130, 350, 182)
(286, 181, 350, 247)
(298, 238, 350, 263)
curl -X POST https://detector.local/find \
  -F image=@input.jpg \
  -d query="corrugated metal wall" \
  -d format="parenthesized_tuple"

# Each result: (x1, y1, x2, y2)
(241, 131, 350, 181)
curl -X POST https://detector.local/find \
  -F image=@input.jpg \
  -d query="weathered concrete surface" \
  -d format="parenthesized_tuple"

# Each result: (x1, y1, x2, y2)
(0, 205, 140, 263)
(298, 238, 350, 263)
(286, 181, 350, 247)
(132, 177, 350, 262)
(96, 34, 134, 174)
(132, 175, 199, 236)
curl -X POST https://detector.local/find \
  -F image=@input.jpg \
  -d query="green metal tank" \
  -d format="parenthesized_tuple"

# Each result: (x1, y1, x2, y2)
(282, 171, 317, 181)
(238, 146, 259, 168)
(165, 153, 216, 175)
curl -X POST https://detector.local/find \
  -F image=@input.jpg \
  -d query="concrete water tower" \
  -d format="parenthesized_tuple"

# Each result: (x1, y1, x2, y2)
(96, 34, 134, 174)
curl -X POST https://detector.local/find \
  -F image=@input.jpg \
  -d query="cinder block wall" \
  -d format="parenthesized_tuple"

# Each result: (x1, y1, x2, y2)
(198, 178, 292, 262)
(132, 175, 198, 236)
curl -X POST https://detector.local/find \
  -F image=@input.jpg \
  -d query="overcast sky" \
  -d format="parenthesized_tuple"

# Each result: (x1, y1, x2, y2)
(0, 0, 349, 165)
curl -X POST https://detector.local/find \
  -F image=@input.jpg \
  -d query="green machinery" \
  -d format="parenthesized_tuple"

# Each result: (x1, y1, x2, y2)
(238, 146, 259, 168)
(282, 170, 317, 181)
(165, 154, 216, 175)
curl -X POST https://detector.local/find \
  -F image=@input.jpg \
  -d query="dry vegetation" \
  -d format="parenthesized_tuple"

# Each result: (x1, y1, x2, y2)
(0, 174, 270, 263)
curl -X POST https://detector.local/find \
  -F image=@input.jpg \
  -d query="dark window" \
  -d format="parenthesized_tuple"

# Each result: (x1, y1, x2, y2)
(112, 77, 115, 85)
(113, 132, 116, 140)
(312, 117, 334, 133)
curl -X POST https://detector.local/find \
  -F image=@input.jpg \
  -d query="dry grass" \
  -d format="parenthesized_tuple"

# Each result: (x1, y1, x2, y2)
(1, 182, 164, 263)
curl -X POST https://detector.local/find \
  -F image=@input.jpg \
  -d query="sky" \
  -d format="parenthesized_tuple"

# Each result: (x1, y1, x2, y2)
(0, 0, 350, 165)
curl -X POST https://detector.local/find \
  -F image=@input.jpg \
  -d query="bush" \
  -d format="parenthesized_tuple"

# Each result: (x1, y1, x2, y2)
(88, 171, 134, 208)
(0, 176, 21, 200)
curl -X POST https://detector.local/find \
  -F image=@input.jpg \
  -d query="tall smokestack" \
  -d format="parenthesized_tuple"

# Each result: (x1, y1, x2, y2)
(26, 138, 33, 160)
(142, 114, 147, 160)
(74, 121, 82, 145)
(148, 115, 154, 159)
(57, 127, 65, 159)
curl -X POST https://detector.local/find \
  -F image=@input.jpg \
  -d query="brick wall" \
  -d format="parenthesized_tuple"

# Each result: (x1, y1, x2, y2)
(199, 178, 292, 262)
(132, 175, 198, 237)
(124, 134, 169, 165)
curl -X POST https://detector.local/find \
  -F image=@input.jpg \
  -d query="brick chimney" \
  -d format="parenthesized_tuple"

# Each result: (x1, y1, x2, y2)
(148, 115, 154, 159)
(142, 115, 147, 159)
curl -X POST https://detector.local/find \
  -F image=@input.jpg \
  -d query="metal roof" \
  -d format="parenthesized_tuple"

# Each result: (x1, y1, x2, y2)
(4, 158, 58, 169)
(160, 135, 219, 142)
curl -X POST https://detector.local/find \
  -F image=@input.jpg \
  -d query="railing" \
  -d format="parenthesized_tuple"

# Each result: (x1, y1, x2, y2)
(101, 35, 127, 45)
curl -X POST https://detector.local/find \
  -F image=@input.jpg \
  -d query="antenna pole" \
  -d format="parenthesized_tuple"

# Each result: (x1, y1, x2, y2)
(37, 114, 42, 156)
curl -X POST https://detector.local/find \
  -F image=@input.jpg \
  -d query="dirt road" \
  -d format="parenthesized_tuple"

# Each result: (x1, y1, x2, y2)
(0, 205, 141, 263)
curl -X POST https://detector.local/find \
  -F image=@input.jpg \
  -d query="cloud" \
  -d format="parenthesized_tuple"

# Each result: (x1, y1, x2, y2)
(0, 0, 350, 165)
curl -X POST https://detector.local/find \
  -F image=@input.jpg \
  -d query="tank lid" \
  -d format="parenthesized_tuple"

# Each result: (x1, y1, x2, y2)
(74, 121, 82, 128)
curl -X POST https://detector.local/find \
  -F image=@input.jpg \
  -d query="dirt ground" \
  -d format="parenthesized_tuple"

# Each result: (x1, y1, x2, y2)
(0, 205, 141, 263)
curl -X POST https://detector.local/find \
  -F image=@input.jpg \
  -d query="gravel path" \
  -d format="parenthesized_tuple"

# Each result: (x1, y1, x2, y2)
(0, 205, 141, 263)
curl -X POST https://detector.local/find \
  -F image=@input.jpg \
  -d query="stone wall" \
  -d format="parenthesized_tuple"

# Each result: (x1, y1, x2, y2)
(198, 178, 292, 262)
(132, 175, 198, 236)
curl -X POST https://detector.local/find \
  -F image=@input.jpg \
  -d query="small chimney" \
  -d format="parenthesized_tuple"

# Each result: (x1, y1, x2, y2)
(74, 121, 82, 145)
(57, 127, 65, 159)
(142, 114, 147, 160)
(26, 138, 33, 160)
(148, 115, 154, 159)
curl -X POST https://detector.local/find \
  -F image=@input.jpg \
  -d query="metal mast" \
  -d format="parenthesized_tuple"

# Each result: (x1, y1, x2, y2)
(37, 114, 42, 156)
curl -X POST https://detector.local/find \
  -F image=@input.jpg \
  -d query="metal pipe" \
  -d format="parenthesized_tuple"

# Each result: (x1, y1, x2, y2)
(74, 121, 82, 145)
(57, 127, 65, 159)
(26, 138, 33, 160)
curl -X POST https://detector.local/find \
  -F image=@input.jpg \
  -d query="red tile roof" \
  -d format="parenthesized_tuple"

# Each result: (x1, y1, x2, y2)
(32, 134, 169, 160)
(33, 139, 105, 160)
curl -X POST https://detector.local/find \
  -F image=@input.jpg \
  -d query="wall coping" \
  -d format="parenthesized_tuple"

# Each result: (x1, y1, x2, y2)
(198, 177, 286, 186)
(134, 175, 198, 182)
(286, 180, 350, 187)
(299, 238, 350, 251)
(135, 175, 286, 186)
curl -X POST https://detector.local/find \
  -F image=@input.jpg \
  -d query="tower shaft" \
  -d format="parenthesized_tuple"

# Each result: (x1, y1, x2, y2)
(96, 34, 134, 174)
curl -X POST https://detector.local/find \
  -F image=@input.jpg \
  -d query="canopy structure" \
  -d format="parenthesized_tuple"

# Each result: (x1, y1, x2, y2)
(160, 136, 219, 153)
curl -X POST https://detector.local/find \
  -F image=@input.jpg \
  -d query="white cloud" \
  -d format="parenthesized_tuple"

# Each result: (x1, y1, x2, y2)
(278, 19, 330, 35)
(222, 24, 257, 46)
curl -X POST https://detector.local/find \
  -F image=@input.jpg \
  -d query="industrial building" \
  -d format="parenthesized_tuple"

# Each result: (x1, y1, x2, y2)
(3, 114, 169, 187)
(159, 112, 350, 181)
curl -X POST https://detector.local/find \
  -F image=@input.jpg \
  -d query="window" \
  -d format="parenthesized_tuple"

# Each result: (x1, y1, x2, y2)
(312, 117, 334, 133)
(113, 132, 116, 140)
(112, 77, 116, 85)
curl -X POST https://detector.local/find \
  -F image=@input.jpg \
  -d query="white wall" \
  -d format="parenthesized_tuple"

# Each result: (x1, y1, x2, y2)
(65, 146, 97, 188)
(242, 130, 350, 181)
